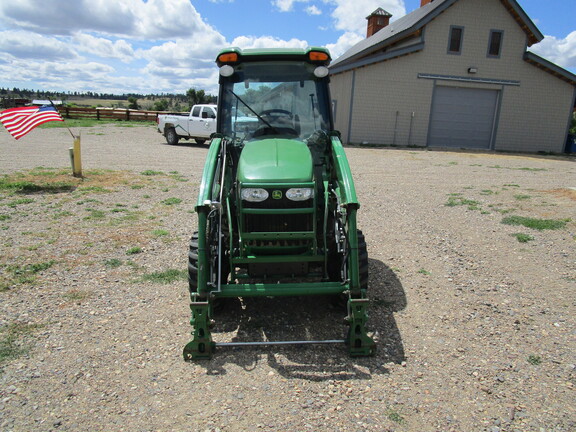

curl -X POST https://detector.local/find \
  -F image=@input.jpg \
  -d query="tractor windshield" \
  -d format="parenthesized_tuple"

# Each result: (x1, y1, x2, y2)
(218, 61, 332, 141)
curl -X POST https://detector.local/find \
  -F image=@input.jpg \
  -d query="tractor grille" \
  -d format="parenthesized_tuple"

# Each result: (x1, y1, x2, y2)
(244, 213, 311, 232)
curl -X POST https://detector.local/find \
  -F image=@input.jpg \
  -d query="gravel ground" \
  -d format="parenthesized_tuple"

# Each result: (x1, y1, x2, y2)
(0, 124, 574, 431)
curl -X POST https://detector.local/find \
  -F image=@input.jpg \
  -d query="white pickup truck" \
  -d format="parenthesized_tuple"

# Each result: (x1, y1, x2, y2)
(157, 104, 217, 145)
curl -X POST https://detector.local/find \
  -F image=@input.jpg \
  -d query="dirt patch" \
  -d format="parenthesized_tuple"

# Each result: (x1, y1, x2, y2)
(544, 188, 576, 201)
(0, 126, 574, 431)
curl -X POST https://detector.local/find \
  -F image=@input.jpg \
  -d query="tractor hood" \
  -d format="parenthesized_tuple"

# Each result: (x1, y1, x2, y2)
(237, 138, 313, 183)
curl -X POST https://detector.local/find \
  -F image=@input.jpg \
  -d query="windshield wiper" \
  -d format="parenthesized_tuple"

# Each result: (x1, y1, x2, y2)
(227, 89, 280, 135)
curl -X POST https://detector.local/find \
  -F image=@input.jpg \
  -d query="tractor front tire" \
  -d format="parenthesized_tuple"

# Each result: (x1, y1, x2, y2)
(188, 232, 199, 294)
(357, 229, 369, 291)
(187, 231, 230, 311)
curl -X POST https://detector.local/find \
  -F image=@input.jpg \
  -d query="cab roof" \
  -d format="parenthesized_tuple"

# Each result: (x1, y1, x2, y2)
(216, 47, 331, 67)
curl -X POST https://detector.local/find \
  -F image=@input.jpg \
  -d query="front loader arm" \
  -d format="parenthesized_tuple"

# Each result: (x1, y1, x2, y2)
(195, 137, 224, 297)
(329, 134, 361, 294)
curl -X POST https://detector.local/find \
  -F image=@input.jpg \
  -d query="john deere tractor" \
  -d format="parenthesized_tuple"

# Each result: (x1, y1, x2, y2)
(183, 47, 375, 360)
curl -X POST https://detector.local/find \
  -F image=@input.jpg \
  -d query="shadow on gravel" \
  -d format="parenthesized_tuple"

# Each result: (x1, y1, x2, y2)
(160, 140, 210, 149)
(203, 259, 406, 380)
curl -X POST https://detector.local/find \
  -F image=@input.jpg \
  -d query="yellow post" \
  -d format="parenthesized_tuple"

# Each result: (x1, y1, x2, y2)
(73, 135, 83, 178)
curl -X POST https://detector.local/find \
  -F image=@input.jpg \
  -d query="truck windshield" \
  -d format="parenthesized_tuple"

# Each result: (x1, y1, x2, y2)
(219, 61, 332, 141)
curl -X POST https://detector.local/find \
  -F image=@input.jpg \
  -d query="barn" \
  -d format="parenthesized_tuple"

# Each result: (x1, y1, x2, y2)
(329, 0, 576, 153)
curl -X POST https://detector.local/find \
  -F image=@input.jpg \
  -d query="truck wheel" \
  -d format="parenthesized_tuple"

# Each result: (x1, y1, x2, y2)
(165, 128, 179, 145)
(195, 139, 206, 145)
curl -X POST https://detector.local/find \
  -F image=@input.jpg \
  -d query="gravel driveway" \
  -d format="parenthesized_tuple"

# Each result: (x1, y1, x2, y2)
(0, 124, 574, 431)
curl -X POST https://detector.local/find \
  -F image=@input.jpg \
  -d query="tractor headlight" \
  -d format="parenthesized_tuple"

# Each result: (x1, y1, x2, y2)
(241, 188, 269, 202)
(286, 188, 314, 201)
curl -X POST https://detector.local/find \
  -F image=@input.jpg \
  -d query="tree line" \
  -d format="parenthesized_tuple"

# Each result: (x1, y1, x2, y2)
(0, 87, 217, 112)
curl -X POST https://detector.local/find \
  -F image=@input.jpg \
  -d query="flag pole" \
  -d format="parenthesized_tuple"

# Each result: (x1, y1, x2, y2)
(49, 99, 82, 178)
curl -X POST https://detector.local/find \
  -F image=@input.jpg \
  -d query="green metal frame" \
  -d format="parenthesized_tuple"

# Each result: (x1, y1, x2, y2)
(183, 50, 375, 360)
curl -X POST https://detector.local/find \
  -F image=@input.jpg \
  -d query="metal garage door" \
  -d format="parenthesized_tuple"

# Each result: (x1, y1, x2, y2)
(428, 86, 499, 149)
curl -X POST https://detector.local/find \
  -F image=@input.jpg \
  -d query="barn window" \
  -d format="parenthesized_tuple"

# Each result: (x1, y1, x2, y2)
(447, 26, 464, 55)
(488, 30, 504, 58)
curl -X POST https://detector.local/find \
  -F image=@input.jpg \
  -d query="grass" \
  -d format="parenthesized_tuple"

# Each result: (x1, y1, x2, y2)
(527, 355, 542, 365)
(141, 170, 164, 176)
(489, 165, 547, 172)
(62, 289, 92, 303)
(1, 261, 55, 292)
(418, 268, 431, 276)
(514, 194, 532, 200)
(39, 119, 155, 128)
(6, 198, 35, 207)
(152, 229, 169, 237)
(385, 408, 405, 424)
(126, 246, 143, 255)
(502, 215, 569, 231)
(84, 209, 106, 220)
(77, 185, 112, 193)
(104, 258, 123, 268)
(141, 269, 187, 284)
(0, 323, 42, 367)
(445, 196, 481, 210)
(161, 197, 182, 206)
(479, 189, 496, 195)
(0, 178, 76, 195)
(511, 233, 534, 243)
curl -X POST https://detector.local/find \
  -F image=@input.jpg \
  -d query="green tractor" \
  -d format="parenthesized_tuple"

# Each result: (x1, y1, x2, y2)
(183, 47, 375, 360)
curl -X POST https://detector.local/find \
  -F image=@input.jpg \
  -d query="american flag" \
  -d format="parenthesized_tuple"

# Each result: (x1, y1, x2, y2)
(0, 105, 64, 140)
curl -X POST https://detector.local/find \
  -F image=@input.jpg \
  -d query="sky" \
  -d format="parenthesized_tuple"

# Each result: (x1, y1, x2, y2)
(0, 0, 574, 96)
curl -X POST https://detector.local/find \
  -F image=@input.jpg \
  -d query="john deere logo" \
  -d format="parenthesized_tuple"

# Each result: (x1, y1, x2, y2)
(272, 190, 282, 199)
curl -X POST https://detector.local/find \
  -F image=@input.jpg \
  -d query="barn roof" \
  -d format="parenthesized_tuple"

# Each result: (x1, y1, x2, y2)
(330, 0, 544, 73)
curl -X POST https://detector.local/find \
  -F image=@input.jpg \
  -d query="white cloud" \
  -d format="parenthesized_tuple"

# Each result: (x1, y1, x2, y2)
(530, 31, 576, 71)
(273, 0, 310, 13)
(0, 56, 115, 90)
(133, 0, 219, 40)
(0, 0, 222, 40)
(138, 37, 226, 69)
(0, 0, 137, 36)
(231, 35, 309, 50)
(0, 0, 229, 93)
(74, 34, 135, 63)
(305, 5, 322, 16)
(0, 30, 76, 60)
(325, 31, 364, 58)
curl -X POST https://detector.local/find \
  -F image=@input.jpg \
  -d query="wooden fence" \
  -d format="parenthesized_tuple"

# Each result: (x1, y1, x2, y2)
(57, 106, 164, 122)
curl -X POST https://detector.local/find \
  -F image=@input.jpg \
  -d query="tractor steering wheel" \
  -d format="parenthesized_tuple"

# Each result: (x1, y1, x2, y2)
(259, 109, 293, 121)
